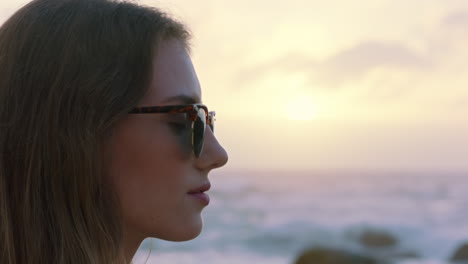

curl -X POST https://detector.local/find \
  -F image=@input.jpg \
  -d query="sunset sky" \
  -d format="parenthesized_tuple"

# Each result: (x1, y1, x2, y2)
(2, 0, 467, 172)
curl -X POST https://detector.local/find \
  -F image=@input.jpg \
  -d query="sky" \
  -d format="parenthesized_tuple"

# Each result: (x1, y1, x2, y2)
(1, 0, 467, 172)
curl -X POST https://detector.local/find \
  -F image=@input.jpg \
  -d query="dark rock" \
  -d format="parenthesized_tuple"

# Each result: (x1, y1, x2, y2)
(359, 229, 398, 248)
(450, 243, 468, 262)
(294, 247, 380, 264)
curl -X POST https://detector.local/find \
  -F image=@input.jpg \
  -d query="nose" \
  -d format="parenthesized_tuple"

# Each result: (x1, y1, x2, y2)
(195, 127, 228, 171)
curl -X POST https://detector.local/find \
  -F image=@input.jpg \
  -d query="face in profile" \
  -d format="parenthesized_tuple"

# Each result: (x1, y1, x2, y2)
(103, 39, 228, 246)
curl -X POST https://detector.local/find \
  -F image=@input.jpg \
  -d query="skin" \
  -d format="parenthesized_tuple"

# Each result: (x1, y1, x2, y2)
(103, 39, 229, 262)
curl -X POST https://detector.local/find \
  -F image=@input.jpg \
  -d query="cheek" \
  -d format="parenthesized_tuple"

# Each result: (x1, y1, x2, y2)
(107, 117, 186, 179)
(104, 118, 189, 229)
(174, 127, 193, 156)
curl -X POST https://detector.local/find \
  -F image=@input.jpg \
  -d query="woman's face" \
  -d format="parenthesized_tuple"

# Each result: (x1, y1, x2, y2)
(104, 39, 228, 246)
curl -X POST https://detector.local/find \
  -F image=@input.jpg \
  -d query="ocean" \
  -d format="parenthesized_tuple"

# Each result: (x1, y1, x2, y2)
(132, 170, 468, 264)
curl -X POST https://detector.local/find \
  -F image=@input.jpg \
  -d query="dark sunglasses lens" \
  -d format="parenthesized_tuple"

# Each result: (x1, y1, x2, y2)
(192, 108, 207, 157)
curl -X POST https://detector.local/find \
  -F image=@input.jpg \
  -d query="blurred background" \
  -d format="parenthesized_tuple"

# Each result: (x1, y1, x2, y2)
(2, 0, 468, 263)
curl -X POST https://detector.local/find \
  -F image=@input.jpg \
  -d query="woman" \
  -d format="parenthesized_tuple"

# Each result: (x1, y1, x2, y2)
(0, 0, 228, 263)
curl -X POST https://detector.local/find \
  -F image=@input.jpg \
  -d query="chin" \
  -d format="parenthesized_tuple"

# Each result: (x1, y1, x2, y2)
(169, 228, 202, 242)
(157, 217, 204, 242)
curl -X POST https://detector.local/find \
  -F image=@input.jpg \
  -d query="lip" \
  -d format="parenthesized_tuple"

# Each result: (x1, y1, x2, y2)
(187, 183, 211, 206)
(187, 183, 211, 194)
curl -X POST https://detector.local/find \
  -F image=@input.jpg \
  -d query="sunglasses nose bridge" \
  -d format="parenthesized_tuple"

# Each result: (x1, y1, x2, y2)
(197, 108, 207, 122)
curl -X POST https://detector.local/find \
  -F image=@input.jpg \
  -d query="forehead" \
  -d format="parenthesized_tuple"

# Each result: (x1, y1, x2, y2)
(140, 39, 201, 105)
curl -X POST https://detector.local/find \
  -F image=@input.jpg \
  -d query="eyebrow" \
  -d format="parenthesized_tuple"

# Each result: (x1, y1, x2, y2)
(161, 95, 201, 105)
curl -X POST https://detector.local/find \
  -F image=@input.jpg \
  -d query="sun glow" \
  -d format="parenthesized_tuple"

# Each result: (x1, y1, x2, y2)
(284, 95, 317, 121)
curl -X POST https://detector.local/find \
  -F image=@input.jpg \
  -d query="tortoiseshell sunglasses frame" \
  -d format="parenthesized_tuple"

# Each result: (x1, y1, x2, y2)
(128, 104, 215, 157)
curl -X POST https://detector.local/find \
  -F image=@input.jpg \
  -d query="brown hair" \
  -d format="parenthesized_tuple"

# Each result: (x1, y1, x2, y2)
(0, 0, 190, 263)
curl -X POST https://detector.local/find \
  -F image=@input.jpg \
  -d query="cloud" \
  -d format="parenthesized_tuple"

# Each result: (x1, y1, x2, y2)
(317, 41, 428, 87)
(442, 11, 468, 28)
(426, 11, 468, 54)
(233, 52, 318, 89)
(233, 9, 468, 92)
(234, 41, 428, 89)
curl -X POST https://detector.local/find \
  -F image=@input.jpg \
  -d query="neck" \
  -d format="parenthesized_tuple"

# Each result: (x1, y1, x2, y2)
(122, 227, 144, 263)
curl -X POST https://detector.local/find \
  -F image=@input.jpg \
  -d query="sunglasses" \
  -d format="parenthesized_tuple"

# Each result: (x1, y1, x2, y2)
(128, 104, 214, 157)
